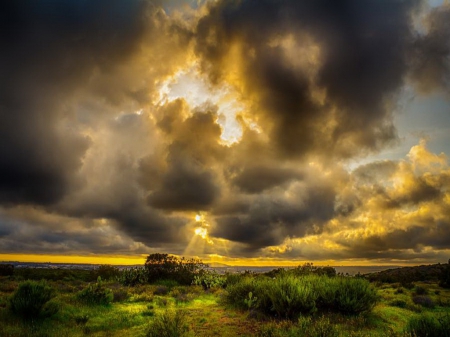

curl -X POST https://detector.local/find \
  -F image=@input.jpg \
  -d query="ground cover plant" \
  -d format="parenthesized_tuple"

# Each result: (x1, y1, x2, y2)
(1, 258, 450, 336)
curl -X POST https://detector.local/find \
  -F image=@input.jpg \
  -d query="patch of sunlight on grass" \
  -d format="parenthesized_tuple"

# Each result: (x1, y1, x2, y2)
(374, 304, 415, 333)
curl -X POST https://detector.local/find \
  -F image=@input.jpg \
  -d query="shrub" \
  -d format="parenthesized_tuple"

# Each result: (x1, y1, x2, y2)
(223, 276, 258, 309)
(290, 263, 337, 278)
(414, 285, 427, 295)
(412, 295, 435, 308)
(266, 275, 317, 319)
(332, 277, 378, 315)
(193, 270, 226, 290)
(145, 253, 207, 285)
(118, 267, 148, 286)
(112, 288, 129, 302)
(390, 299, 407, 308)
(405, 313, 450, 337)
(9, 280, 55, 320)
(439, 260, 450, 289)
(77, 277, 113, 305)
(146, 310, 191, 337)
(0, 264, 14, 277)
(154, 285, 169, 295)
(91, 265, 121, 281)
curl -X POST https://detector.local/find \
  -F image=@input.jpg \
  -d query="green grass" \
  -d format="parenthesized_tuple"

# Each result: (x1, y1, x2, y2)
(1, 273, 450, 336)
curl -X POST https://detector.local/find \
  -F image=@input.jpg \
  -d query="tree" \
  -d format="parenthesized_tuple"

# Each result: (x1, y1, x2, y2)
(144, 254, 208, 285)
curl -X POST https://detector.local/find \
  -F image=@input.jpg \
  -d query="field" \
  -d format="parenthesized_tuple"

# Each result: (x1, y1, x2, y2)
(0, 261, 450, 337)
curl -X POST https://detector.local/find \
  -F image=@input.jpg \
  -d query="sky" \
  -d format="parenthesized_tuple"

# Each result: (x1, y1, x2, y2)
(1, 0, 450, 266)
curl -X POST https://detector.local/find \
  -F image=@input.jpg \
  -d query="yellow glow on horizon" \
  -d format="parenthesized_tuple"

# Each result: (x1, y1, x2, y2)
(0, 253, 427, 267)
(0, 254, 146, 265)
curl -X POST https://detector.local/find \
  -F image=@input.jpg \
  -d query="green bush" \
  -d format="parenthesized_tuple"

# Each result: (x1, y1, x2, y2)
(414, 285, 427, 295)
(118, 267, 148, 286)
(146, 309, 191, 337)
(225, 274, 377, 319)
(193, 270, 226, 290)
(91, 265, 121, 281)
(145, 253, 207, 285)
(223, 276, 257, 309)
(332, 277, 378, 315)
(9, 280, 55, 320)
(405, 313, 450, 337)
(412, 295, 435, 308)
(266, 275, 317, 319)
(0, 264, 14, 276)
(77, 277, 113, 305)
(439, 260, 450, 288)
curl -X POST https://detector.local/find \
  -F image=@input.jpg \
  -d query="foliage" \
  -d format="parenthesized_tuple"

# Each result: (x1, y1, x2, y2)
(414, 285, 428, 295)
(412, 295, 435, 308)
(13, 267, 92, 282)
(77, 277, 113, 305)
(265, 275, 318, 319)
(439, 260, 450, 288)
(9, 280, 55, 320)
(331, 277, 378, 315)
(0, 264, 14, 277)
(224, 274, 378, 319)
(91, 265, 121, 281)
(405, 313, 450, 337)
(146, 309, 191, 337)
(193, 270, 226, 290)
(117, 267, 148, 286)
(145, 253, 208, 285)
(290, 263, 337, 278)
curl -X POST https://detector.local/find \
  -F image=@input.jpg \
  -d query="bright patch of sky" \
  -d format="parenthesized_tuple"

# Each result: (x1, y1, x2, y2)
(157, 65, 244, 144)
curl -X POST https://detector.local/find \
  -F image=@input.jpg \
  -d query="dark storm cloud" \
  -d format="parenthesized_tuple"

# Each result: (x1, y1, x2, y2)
(231, 165, 302, 193)
(195, 0, 421, 159)
(341, 221, 450, 258)
(0, 0, 148, 205)
(212, 181, 336, 249)
(141, 105, 224, 212)
(410, 4, 450, 93)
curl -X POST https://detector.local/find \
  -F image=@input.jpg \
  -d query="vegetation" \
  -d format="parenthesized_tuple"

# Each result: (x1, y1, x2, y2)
(9, 280, 56, 320)
(224, 274, 378, 319)
(1, 259, 450, 336)
(146, 309, 191, 337)
(77, 277, 114, 305)
(145, 253, 208, 285)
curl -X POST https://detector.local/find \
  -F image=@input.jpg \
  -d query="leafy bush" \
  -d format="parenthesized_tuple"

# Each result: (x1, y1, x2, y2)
(332, 277, 378, 315)
(266, 275, 317, 319)
(439, 260, 450, 289)
(145, 253, 207, 285)
(290, 263, 337, 278)
(146, 309, 191, 337)
(405, 313, 450, 337)
(77, 277, 113, 305)
(154, 285, 170, 295)
(193, 270, 226, 290)
(118, 267, 148, 286)
(412, 295, 435, 308)
(0, 264, 14, 277)
(91, 265, 121, 281)
(390, 299, 407, 308)
(112, 288, 129, 302)
(9, 280, 55, 320)
(225, 274, 377, 319)
(414, 285, 427, 295)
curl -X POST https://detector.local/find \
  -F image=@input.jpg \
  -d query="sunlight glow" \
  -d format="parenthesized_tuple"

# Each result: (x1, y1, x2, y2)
(194, 227, 208, 239)
(156, 64, 244, 144)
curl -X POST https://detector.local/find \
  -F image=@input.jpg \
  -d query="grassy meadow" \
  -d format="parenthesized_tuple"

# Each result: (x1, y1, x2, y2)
(0, 258, 450, 337)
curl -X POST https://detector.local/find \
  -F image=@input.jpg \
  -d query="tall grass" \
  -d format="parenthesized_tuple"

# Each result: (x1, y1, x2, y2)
(146, 309, 191, 337)
(224, 274, 378, 319)
(9, 280, 55, 320)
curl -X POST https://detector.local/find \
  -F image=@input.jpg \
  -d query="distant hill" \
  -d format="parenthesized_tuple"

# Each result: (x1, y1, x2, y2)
(365, 263, 449, 283)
